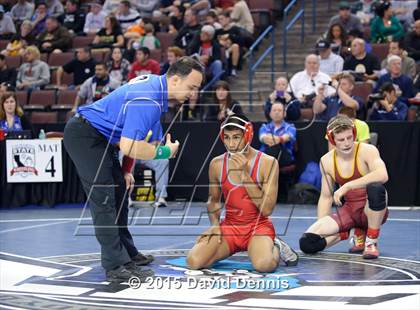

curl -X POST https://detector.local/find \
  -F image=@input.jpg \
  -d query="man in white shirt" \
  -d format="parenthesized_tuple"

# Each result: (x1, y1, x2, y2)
(288, 54, 336, 108)
(83, 1, 106, 35)
(317, 40, 344, 76)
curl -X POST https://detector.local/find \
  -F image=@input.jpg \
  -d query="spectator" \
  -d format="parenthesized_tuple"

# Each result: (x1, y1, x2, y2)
(317, 39, 344, 76)
(314, 73, 363, 121)
(127, 47, 161, 80)
(0, 5, 16, 40)
(288, 54, 335, 108)
(375, 55, 414, 105)
(0, 55, 17, 87)
(169, 4, 184, 32)
(16, 46, 50, 90)
(188, 25, 224, 84)
(206, 10, 222, 30)
(116, 1, 140, 31)
(46, 0, 64, 18)
(380, 39, 416, 79)
(136, 23, 160, 50)
(343, 38, 380, 82)
(230, 0, 254, 34)
(37, 16, 72, 53)
(106, 47, 131, 84)
(125, 17, 146, 43)
(259, 102, 296, 167)
(10, 0, 34, 25)
(347, 28, 373, 54)
(325, 23, 348, 56)
(31, 2, 49, 37)
(1, 20, 35, 57)
(370, 1, 404, 43)
(264, 76, 300, 122)
(91, 15, 124, 50)
(73, 62, 120, 111)
(83, 1, 106, 35)
(0, 92, 32, 132)
(58, 0, 86, 36)
(174, 8, 202, 50)
(391, 0, 417, 29)
(102, 0, 122, 14)
(404, 20, 420, 61)
(328, 1, 363, 33)
(137, 0, 161, 18)
(205, 80, 242, 121)
(214, 0, 235, 11)
(56, 47, 96, 89)
(369, 81, 408, 120)
(160, 46, 185, 74)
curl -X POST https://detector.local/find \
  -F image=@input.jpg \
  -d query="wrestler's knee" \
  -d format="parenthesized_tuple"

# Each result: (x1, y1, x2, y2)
(299, 232, 327, 254)
(252, 257, 277, 273)
(367, 183, 387, 211)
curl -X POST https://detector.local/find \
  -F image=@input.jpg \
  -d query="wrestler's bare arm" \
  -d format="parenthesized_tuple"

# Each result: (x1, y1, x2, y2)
(208, 157, 223, 226)
(318, 154, 335, 219)
(344, 144, 389, 191)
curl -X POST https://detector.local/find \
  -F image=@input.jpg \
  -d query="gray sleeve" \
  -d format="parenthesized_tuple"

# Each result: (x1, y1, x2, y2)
(25, 4, 35, 20)
(78, 79, 90, 99)
(32, 62, 50, 87)
(5, 17, 16, 33)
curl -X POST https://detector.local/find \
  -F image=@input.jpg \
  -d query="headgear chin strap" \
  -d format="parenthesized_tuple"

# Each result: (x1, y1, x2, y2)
(220, 116, 254, 154)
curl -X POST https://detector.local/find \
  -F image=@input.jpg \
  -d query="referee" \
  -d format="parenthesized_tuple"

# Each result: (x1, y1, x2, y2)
(63, 57, 204, 282)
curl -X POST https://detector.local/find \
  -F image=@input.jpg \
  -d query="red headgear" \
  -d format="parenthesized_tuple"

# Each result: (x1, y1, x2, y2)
(326, 118, 357, 146)
(219, 116, 254, 146)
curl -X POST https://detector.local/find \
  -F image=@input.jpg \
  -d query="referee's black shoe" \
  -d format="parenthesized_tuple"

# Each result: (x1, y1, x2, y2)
(106, 264, 154, 283)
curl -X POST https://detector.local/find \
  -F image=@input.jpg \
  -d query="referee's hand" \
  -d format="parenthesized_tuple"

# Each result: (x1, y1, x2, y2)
(165, 133, 180, 158)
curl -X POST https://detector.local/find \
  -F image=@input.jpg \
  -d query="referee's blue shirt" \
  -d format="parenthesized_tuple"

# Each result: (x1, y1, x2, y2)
(78, 74, 168, 145)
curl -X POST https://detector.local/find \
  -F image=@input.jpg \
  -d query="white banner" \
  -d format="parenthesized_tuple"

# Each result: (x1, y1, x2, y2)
(6, 139, 63, 183)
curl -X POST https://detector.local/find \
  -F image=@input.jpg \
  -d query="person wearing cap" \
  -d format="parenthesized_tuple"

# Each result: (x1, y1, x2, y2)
(0, 5, 16, 40)
(317, 39, 344, 76)
(328, 1, 363, 33)
(188, 24, 224, 84)
(83, 0, 106, 35)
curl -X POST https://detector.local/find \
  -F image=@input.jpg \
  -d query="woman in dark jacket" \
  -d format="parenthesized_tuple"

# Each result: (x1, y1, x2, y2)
(205, 80, 243, 121)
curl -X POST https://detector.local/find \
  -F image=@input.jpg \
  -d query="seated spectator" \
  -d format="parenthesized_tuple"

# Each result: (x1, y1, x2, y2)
(0, 5, 16, 40)
(288, 54, 335, 109)
(160, 46, 185, 74)
(343, 38, 380, 82)
(31, 2, 49, 37)
(116, 1, 140, 31)
(102, 0, 122, 14)
(314, 73, 363, 121)
(37, 16, 72, 53)
(230, 0, 254, 34)
(370, 1, 404, 43)
(206, 10, 222, 29)
(264, 76, 300, 122)
(346, 28, 372, 54)
(46, 0, 64, 18)
(391, 0, 417, 30)
(91, 15, 124, 50)
(0, 55, 17, 88)
(404, 20, 420, 61)
(127, 47, 161, 80)
(16, 46, 50, 90)
(1, 20, 35, 57)
(106, 47, 131, 84)
(58, 0, 86, 36)
(188, 25, 224, 84)
(369, 81, 408, 120)
(259, 102, 296, 167)
(137, 0, 161, 18)
(10, 0, 34, 25)
(325, 23, 348, 56)
(168, 4, 185, 33)
(174, 8, 202, 50)
(328, 1, 362, 33)
(205, 80, 242, 121)
(73, 62, 120, 111)
(124, 17, 147, 46)
(83, 0, 106, 36)
(317, 39, 344, 76)
(375, 55, 414, 105)
(56, 47, 96, 89)
(380, 39, 416, 79)
(0, 92, 32, 132)
(135, 23, 160, 50)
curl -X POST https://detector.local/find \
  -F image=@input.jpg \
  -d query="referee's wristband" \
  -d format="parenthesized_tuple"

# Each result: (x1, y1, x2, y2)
(154, 145, 171, 159)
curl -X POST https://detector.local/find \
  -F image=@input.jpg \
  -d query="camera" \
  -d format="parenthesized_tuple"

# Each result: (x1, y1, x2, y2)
(367, 93, 386, 109)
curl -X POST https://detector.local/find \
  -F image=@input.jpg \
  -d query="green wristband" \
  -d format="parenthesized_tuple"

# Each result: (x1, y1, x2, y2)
(154, 145, 171, 159)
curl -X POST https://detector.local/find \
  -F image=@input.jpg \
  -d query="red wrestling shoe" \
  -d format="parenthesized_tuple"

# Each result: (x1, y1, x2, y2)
(349, 229, 366, 254)
(362, 239, 379, 259)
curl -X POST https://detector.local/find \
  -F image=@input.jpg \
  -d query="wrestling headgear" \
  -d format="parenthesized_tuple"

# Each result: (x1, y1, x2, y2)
(326, 115, 356, 146)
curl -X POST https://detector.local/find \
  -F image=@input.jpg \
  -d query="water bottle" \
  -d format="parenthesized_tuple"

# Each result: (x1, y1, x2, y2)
(38, 129, 46, 139)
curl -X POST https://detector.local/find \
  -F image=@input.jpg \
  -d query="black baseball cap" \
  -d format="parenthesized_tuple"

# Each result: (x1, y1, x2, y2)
(316, 39, 331, 50)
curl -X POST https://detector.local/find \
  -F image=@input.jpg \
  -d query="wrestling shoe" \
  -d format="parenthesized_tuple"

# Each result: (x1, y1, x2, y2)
(362, 239, 379, 259)
(274, 237, 299, 266)
(132, 252, 154, 266)
(349, 228, 366, 254)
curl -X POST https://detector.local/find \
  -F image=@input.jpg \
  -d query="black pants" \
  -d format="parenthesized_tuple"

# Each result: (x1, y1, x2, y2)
(63, 117, 138, 271)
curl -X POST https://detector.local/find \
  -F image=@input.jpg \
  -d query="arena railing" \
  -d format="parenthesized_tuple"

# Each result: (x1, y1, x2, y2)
(282, 0, 305, 68)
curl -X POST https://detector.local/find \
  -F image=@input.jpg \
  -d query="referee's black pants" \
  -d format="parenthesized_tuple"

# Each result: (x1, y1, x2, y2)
(63, 116, 139, 271)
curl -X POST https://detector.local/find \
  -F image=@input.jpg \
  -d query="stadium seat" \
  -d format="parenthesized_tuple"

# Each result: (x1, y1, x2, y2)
(53, 89, 77, 110)
(353, 82, 373, 104)
(0, 40, 8, 51)
(25, 90, 56, 110)
(150, 48, 162, 62)
(15, 91, 28, 106)
(371, 44, 388, 62)
(156, 32, 177, 55)
(46, 131, 64, 138)
(48, 52, 74, 67)
(72, 36, 94, 48)
(30, 111, 58, 124)
(92, 50, 104, 62)
(5, 56, 21, 69)
(50, 70, 74, 86)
